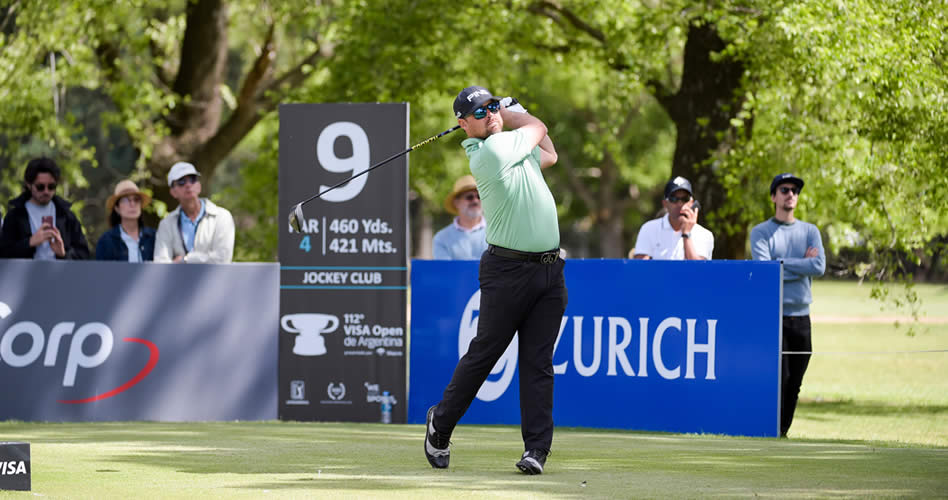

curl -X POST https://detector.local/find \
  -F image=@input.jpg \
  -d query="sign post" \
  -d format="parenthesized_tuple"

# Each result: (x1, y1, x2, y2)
(278, 103, 408, 422)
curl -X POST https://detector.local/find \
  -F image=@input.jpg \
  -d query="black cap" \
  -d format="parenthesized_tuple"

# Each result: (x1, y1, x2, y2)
(770, 173, 804, 194)
(454, 86, 497, 118)
(664, 176, 693, 199)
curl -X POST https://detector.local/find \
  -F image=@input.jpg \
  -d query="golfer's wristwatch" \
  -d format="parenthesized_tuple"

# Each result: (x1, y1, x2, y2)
(681, 232, 691, 239)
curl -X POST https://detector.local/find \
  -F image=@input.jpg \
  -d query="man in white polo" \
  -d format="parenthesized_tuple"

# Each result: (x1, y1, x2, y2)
(154, 161, 235, 263)
(632, 176, 714, 260)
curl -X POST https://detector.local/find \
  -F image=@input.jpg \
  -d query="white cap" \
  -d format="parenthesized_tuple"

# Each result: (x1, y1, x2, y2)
(167, 162, 201, 186)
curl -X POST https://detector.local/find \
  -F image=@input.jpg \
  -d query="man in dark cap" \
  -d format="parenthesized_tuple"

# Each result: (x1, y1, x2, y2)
(632, 176, 713, 260)
(424, 86, 566, 475)
(750, 173, 825, 437)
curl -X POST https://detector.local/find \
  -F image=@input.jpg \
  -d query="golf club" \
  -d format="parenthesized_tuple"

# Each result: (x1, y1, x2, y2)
(288, 125, 461, 233)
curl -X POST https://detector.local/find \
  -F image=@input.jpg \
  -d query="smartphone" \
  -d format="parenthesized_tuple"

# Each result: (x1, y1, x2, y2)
(691, 199, 701, 211)
(41, 215, 53, 227)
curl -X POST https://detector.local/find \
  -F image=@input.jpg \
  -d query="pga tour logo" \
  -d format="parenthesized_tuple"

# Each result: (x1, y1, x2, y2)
(0, 301, 159, 404)
(459, 290, 718, 402)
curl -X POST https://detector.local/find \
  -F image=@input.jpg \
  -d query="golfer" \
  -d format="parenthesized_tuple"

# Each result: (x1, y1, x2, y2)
(424, 86, 568, 475)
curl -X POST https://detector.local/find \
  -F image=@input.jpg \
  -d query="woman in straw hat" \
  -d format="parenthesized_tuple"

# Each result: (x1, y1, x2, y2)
(95, 180, 156, 261)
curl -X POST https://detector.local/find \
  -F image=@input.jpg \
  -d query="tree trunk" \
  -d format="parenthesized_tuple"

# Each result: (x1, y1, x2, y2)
(146, 0, 230, 212)
(654, 23, 749, 259)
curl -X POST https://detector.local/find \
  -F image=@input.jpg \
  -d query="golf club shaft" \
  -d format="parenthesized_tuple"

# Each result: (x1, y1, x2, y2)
(295, 125, 460, 208)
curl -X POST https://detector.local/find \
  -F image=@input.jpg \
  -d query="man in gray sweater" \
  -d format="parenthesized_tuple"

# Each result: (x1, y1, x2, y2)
(750, 173, 825, 437)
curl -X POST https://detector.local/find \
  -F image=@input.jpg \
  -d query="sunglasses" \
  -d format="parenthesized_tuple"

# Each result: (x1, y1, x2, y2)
(460, 192, 480, 201)
(120, 195, 142, 205)
(666, 194, 692, 203)
(778, 186, 800, 195)
(173, 175, 199, 187)
(468, 101, 501, 120)
(33, 183, 57, 192)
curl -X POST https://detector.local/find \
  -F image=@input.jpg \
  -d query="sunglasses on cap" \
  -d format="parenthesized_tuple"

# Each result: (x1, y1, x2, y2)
(666, 194, 692, 203)
(33, 182, 57, 192)
(778, 186, 800, 195)
(173, 175, 199, 187)
(467, 101, 501, 120)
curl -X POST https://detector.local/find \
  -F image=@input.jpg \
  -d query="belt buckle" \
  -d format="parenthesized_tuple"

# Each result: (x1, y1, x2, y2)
(539, 252, 557, 264)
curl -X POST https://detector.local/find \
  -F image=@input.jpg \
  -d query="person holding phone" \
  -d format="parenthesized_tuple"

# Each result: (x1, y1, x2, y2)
(631, 176, 714, 260)
(0, 157, 90, 260)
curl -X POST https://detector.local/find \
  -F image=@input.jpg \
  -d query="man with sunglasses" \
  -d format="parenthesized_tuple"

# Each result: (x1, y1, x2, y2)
(424, 86, 566, 475)
(750, 172, 825, 437)
(632, 176, 714, 260)
(0, 157, 90, 260)
(432, 174, 489, 260)
(154, 161, 235, 263)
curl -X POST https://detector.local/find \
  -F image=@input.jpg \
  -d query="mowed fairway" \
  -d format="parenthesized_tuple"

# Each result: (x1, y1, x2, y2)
(1, 281, 946, 498)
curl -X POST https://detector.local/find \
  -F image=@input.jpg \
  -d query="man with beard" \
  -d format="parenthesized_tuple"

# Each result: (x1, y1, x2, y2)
(750, 172, 825, 437)
(424, 86, 567, 475)
(432, 174, 488, 260)
(0, 157, 90, 260)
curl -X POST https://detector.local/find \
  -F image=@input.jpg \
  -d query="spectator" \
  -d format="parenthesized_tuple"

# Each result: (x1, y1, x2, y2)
(750, 173, 825, 437)
(632, 176, 713, 260)
(154, 162, 235, 263)
(432, 175, 488, 260)
(424, 87, 566, 476)
(96, 180, 156, 262)
(0, 157, 90, 260)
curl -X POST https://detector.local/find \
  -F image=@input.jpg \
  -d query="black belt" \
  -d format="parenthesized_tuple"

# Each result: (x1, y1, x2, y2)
(488, 244, 560, 264)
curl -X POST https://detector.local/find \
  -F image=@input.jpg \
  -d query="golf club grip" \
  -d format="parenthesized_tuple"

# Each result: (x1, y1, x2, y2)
(296, 125, 460, 206)
(411, 125, 460, 149)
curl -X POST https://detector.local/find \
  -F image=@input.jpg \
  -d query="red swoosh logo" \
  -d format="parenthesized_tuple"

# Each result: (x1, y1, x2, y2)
(57, 338, 160, 404)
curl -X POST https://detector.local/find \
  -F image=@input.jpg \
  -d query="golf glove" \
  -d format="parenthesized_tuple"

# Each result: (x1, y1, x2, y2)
(500, 96, 528, 114)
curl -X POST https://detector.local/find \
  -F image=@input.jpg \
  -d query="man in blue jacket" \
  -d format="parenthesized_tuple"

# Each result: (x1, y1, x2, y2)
(750, 173, 825, 437)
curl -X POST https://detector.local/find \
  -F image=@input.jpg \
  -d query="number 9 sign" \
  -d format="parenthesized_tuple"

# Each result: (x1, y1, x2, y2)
(316, 121, 370, 203)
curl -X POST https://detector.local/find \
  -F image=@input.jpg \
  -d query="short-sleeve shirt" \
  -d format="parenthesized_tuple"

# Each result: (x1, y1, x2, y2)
(432, 217, 488, 260)
(462, 129, 559, 252)
(633, 214, 714, 260)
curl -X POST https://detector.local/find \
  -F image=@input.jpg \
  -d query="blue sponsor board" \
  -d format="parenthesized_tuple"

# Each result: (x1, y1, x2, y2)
(409, 259, 782, 437)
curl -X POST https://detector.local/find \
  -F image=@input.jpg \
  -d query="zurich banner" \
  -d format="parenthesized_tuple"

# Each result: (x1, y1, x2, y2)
(409, 259, 783, 437)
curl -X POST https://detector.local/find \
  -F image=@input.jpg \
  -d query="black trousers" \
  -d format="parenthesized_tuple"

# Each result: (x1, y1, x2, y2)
(434, 251, 568, 451)
(781, 315, 812, 436)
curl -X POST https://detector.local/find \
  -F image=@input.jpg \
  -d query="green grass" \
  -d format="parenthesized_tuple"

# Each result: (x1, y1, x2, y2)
(810, 280, 948, 319)
(1, 280, 946, 498)
(0, 422, 946, 499)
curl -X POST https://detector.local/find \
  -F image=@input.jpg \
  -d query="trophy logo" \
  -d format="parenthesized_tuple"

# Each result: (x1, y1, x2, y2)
(281, 313, 340, 356)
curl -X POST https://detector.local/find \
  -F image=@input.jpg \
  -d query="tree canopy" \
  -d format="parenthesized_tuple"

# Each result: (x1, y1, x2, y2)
(1, 0, 945, 284)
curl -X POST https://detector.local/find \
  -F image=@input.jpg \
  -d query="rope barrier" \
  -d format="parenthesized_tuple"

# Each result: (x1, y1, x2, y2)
(782, 349, 948, 355)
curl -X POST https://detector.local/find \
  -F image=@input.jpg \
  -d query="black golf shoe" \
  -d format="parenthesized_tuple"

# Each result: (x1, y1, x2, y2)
(516, 449, 548, 475)
(424, 405, 451, 469)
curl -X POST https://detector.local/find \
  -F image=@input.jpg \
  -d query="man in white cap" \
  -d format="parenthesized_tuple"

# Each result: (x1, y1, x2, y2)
(432, 174, 488, 260)
(154, 161, 235, 263)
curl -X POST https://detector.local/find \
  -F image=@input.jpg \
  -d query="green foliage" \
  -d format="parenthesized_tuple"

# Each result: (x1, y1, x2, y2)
(1, 0, 945, 273)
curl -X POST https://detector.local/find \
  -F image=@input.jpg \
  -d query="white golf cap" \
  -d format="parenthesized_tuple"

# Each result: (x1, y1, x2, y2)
(167, 161, 201, 186)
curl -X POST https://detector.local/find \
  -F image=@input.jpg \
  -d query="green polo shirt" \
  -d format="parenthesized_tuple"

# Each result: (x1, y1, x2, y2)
(461, 129, 560, 252)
